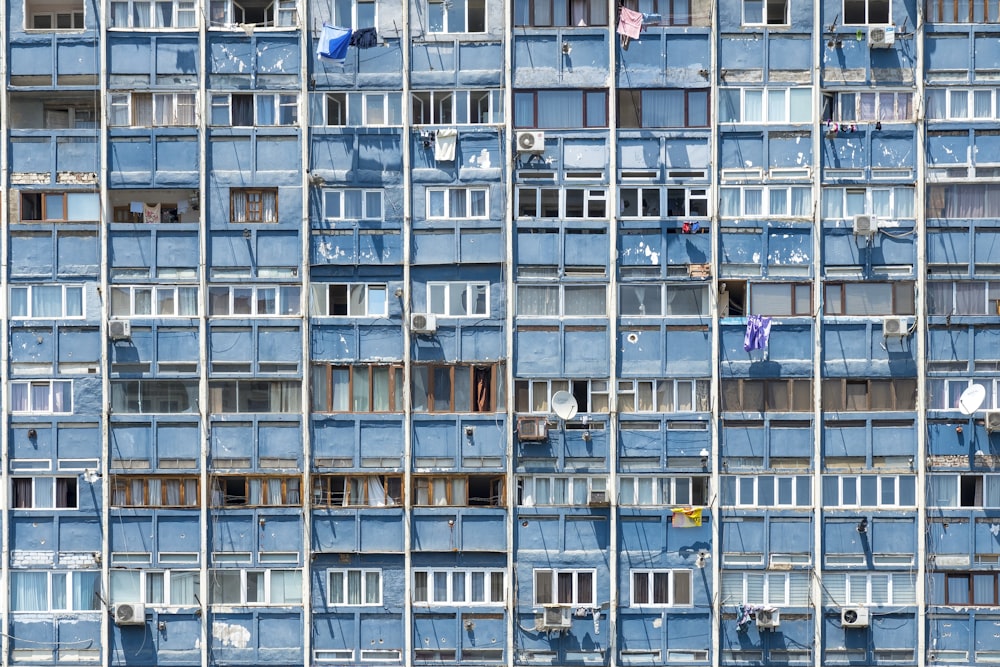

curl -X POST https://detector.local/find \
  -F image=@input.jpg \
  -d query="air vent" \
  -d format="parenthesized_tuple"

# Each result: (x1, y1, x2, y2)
(516, 131, 545, 154)
(538, 604, 571, 630)
(410, 313, 438, 335)
(114, 603, 146, 626)
(588, 490, 609, 506)
(841, 606, 870, 628)
(517, 416, 549, 442)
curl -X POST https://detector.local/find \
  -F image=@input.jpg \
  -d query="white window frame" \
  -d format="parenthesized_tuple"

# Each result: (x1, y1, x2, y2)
(11, 476, 79, 509)
(719, 88, 811, 124)
(742, 0, 788, 25)
(208, 568, 302, 605)
(821, 186, 915, 220)
(411, 569, 505, 604)
(630, 569, 693, 607)
(210, 93, 298, 126)
(533, 569, 596, 606)
(426, 282, 489, 317)
(109, 569, 201, 606)
(726, 475, 813, 508)
(830, 91, 914, 122)
(926, 282, 1000, 317)
(324, 92, 402, 127)
(207, 285, 301, 316)
(927, 89, 999, 121)
(29, 9, 85, 30)
(110, 285, 199, 317)
(842, 0, 891, 25)
(618, 476, 708, 506)
(10, 571, 101, 611)
(10, 380, 73, 414)
(719, 185, 812, 218)
(514, 378, 610, 413)
(822, 474, 916, 507)
(109, 92, 198, 127)
(310, 283, 388, 317)
(208, 0, 297, 26)
(928, 473, 1000, 508)
(332, 0, 375, 29)
(328, 569, 383, 606)
(426, 187, 489, 219)
(9, 285, 84, 319)
(823, 572, 916, 606)
(427, 0, 486, 32)
(721, 571, 810, 607)
(518, 476, 607, 506)
(515, 187, 609, 219)
(618, 284, 710, 318)
(616, 378, 711, 413)
(107, 0, 198, 27)
(516, 284, 607, 318)
(322, 189, 384, 221)
(411, 90, 455, 125)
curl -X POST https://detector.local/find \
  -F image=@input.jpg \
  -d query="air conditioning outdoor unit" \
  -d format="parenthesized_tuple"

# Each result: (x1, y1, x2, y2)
(109, 320, 132, 341)
(985, 410, 1000, 434)
(517, 416, 549, 442)
(755, 608, 781, 630)
(868, 25, 895, 48)
(853, 214, 878, 236)
(882, 317, 909, 338)
(841, 606, 870, 628)
(588, 490, 609, 506)
(410, 313, 438, 335)
(539, 604, 572, 631)
(516, 131, 545, 154)
(114, 603, 146, 626)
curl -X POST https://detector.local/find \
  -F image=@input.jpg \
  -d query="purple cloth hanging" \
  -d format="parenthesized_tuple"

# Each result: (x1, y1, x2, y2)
(743, 314, 772, 352)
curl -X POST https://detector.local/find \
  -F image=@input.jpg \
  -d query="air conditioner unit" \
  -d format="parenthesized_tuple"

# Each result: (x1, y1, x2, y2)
(516, 131, 545, 154)
(539, 604, 572, 631)
(755, 608, 781, 630)
(588, 490, 609, 506)
(410, 313, 437, 335)
(114, 603, 146, 626)
(841, 606, 870, 628)
(985, 410, 1000, 434)
(882, 316, 909, 338)
(517, 416, 549, 442)
(108, 320, 132, 341)
(853, 214, 878, 236)
(868, 25, 895, 48)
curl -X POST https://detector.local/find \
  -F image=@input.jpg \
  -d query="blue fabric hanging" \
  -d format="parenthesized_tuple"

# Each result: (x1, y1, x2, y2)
(317, 24, 352, 61)
(743, 314, 772, 352)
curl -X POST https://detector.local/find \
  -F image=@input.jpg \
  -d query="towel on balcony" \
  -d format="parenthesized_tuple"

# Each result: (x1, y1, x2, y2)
(143, 203, 161, 224)
(434, 128, 458, 162)
(671, 507, 702, 528)
(616, 6, 643, 40)
(743, 314, 772, 352)
(317, 24, 352, 61)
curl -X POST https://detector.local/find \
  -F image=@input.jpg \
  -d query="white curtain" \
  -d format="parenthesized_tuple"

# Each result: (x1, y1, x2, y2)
(12, 572, 47, 611)
(744, 91, 763, 123)
(132, 1, 151, 26)
(367, 477, 387, 507)
(73, 572, 100, 610)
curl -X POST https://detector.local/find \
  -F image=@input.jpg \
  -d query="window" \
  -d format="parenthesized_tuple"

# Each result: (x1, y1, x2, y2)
(312, 364, 404, 412)
(109, 92, 197, 126)
(822, 572, 915, 606)
(27, 0, 84, 30)
(427, 282, 489, 317)
(743, 0, 787, 24)
(325, 92, 402, 126)
(721, 571, 810, 606)
(10, 571, 100, 611)
(617, 379, 710, 412)
(748, 283, 812, 317)
(110, 570, 200, 606)
(19, 192, 99, 222)
(823, 282, 915, 316)
(411, 90, 502, 124)
(413, 475, 504, 506)
(622, 0, 689, 25)
(631, 570, 693, 606)
(208, 381, 301, 413)
(209, 569, 302, 605)
(10, 381, 72, 414)
(928, 474, 1000, 507)
(428, 0, 485, 31)
(719, 186, 811, 217)
(944, 573, 1000, 605)
(111, 381, 198, 413)
(230, 188, 278, 223)
(821, 187, 915, 219)
(821, 475, 916, 507)
(517, 285, 606, 317)
(10, 285, 83, 319)
(621, 187, 709, 218)
(111, 476, 200, 507)
(322, 190, 383, 221)
(208, 0, 297, 26)
(927, 184, 1000, 218)
(618, 89, 710, 128)
(514, 0, 607, 25)
(11, 477, 78, 509)
(825, 91, 913, 122)
(329, 569, 381, 605)
(109, 0, 196, 26)
(310, 284, 386, 318)
(843, 0, 889, 23)
(211, 476, 302, 506)
(619, 284, 709, 317)
(928, 379, 1000, 410)
(517, 187, 608, 219)
(426, 187, 488, 219)
(925, 0, 1000, 22)
(721, 475, 812, 507)
(413, 570, 505, 604)
(208, 285, 300, 316)
(211, 93, 297, 126)
(515, 379, 610, 413)
(111, 286, 198, 317)
(720, 88, 810, 123)
(333, 0, 374, 27)
(514, 90, 608, 128)
(618, 476, 709, 506)
(312, 475, 403, 507)
(927, 282, 1000, 316)
(721, 379, 812, 412)
(517, 476, 606, 506)
(821, 378, 917, 411)
(411, 363, 504, 412)
(533, 570, 596, 606)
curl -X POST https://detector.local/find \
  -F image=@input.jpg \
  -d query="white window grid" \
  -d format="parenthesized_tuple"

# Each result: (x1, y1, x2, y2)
(11, 476, 78, 509)
(9, 285, 84, 319)
(110, 570, 201, 606)
(110, 285, 199, 317)
(208, 285, 301, 316)
(822, 572, 916, 606)
(411, 569, 505, 604)
(10, 571, 101, 611)
(325, 92, 402, 126)
(718, 185, 812, 217)
(928, 473, 1000, 508)
(516, 284, 607, 318)
(328, 569, 382, 606)
(616, 379, 711, 413)
(618, 284, 710, 318)
(719, 88, 811, 124)
(209, 568, 302, 605)
(210, 93, 298, 126)
(532, 569, 596, 606)
(830, 91, 913, 122)
(108, 0, 197, 28)
(720, 571, 810, 607)
(332, 0, 374, 29)
(515, 378, 610, 413)
(630, 569, 694, 607)
(727, 475, 812, 507)
(842, 0, 890, 25)
(822, 474, 916, 507)
(516, 187, 609, 219)
(10, 380, 73, 414)
(821, 186, 915, 219)
(426, 187, 489, 219)
(926, 88, 1000, 121)
(929, 379, 1000, 410)
(208, 0, 297, 26)
(427, 0, 486, 32)
(426, 282, 489, 317)
(927, 281, 1000, 317)
(412, 90, 501, 124)
(310, 283, 388, 317)
(518, 476, 607, 506)
(742, 0, 788, 25)
(109, 92, 197, 127)
(322, 189, 384, 221)
(618, 476, 706, 506)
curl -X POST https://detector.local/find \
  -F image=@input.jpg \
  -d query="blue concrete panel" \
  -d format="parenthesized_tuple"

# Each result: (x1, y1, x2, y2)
(722, 518, 764, 553)
(57, 137, 99, 173)
(211, 328, 253, 364)
(620, 516, 668, 554)
(110, 139, 153, 178)
(156, 37, 198, 75)
(871, 131, 914, 169)
(57, 232, 99, 276)
(823, 519, 865, 556)
(259, 423, 301, 462)
(156, 516, 201, 558)
(258, 135, 301, 172)
(313, 513, 357, 551)
(155, 136, 199, 178)
(872, 422, 916, 456)
(664, 34, 708, 80)
(927, 132, 969, 166)
(109, 232, 150, 270)
(975, 131, 1000, 164)
(158, 328, 199, 366)
(212, 423, 254, 460)
(975, 230, 1000, 267)
(258, 327, 301, 364)
(110, 425, 151, 462)
(58, 41, 98, 74)
(211, 514, 255, 552)
(720, 133, 764, 170)
(458, 42, 503, 86)
(823, 422, 867, 457)
(722, 423, 764, 457)
(10, 234, 54, 277)
(769, 132, 812, 169)
(58, 517, 102, 550)
(823, 133, 867, 171)
(565, 229, 608, 266)
(718, 35, 763, 70)
(925, 34, 970, 72)
(563, 328, 610, 375)
(10, 43, 52, 76)
(11, 517, 53, 551)
(821, 324, 868, 370)
(360, 512, 405, 552)
(619, 329, 664, 376)
(462, 513, 507, 551)
(10, 327, 56, 364)
(109, 515, 153, 553)
(768, 228, 811, 268)
(772, 422, 812, 458)
(413, 420, 457, 463)
(10, 140, 52, 174)
(927, 228, 969, 266)
(257, 37, 300, 73)
(210, 232, 252, 267)
(358, 135, 403, 174)
(516, 229, 559, 264)
(514, 329, 561, 376)
(770, 518, 811, 555)
(58, 328, 100, 365)
(259, 516, 302, 552)
(664, 424, 710, 458)
(665, 138, 710, 170)
(412, 511, 459, 551)
(664, 328, 711, 376)
(312, 420, 355, 463)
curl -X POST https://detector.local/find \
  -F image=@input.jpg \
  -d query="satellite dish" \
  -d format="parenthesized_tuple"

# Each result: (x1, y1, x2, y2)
(551, 391, 579, 420)
(959, 384, 987, 415)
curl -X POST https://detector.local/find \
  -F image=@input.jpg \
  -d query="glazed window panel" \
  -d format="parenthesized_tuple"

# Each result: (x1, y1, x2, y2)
(823, 282, 915, 315)
(312, 475, 403, 507)
(631, 569, 694, 606)
(413, 475, 504, 506)
(618, 89, 710, 128)
(210, 476, 302, 506)
(533, 569, 596, 606)
(329, 569, 382, 605)
(821, 379, 917, 411)
(514, 90, 608, 128)
(208, 381, 301, 413)
(312, 365, 404, 412)
(111, 476, 200, 507)
(230, 188, 277, 223)
(513, 0, 607, 26)
(310, 284, 386, 317)
(411, 364, 504, 412)
(721, 379, 812, 412)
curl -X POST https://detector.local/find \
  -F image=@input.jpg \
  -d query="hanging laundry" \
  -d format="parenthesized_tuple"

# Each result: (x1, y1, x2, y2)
(143, 203, 161, 224)
(129, 201, 144, 214)
(317, 24, 352, 61)
(671, 507, 702, 528)
(350, 27, 378, 48)
(743, 314, 772, 352)
(434, 128, 458, 162)
(991, 523, 1000, 537)
(616, 6, 643, 40)
(736, 604, 757, 632)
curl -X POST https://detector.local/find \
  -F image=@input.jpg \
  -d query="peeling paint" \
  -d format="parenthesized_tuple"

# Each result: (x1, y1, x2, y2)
(212, 622, 251, 648)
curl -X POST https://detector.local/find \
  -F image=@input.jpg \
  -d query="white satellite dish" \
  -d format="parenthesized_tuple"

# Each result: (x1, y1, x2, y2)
(551, 391, 579, 420)
(959, 384, 987, 415)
